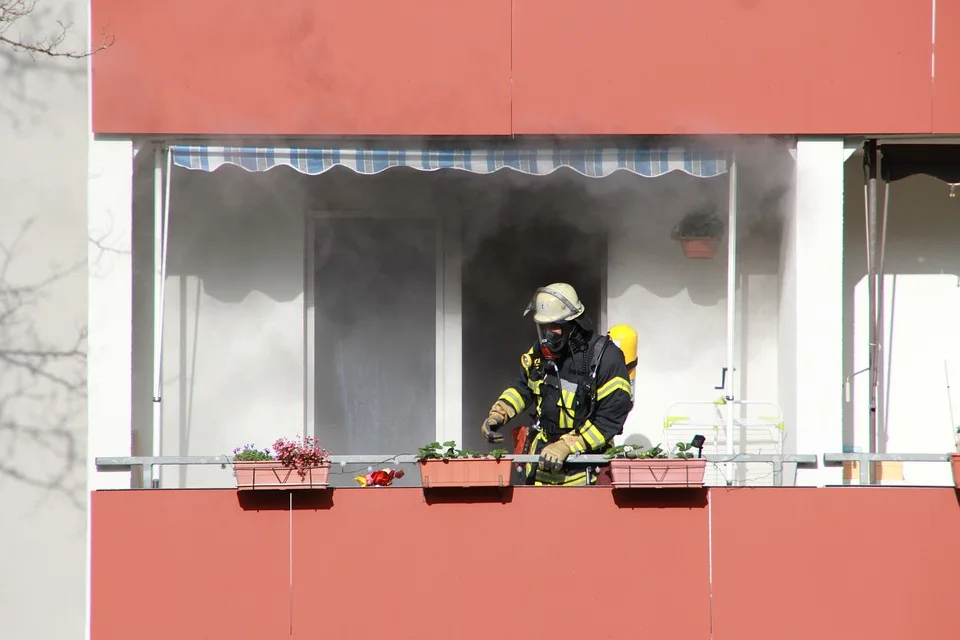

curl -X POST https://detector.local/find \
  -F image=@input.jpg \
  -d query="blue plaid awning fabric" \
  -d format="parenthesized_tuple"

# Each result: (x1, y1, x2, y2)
(170, 145, 727, 178)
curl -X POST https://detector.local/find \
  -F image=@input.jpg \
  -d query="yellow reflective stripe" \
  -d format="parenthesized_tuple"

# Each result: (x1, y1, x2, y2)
(535, 470, 566, 484)
(597, 376, 633, 401)
(568, 437, 586, 453)
(499, 388, 525, 413)
(535, 470, 589, 486)
(561, 472, 588, 486)
(579, 421, 605, 450)
(558, 389, 576, 430)
(561, 434, 587, 454)
(525, 431, 546, 479)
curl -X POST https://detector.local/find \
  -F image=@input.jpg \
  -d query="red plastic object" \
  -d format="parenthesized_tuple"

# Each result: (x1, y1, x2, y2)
(511, 425, 530, 455)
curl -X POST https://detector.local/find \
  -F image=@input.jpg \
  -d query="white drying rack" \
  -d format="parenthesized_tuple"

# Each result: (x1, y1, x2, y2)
(661, 398, 786, 456)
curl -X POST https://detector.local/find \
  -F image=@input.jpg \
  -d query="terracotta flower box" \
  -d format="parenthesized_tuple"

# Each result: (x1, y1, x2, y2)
(418, 458, 513, 488)
(951, 453, 960, 489)
(680, 237, 719, 259)
(234, 460, 331, 490)
(609, 458, 707, 488)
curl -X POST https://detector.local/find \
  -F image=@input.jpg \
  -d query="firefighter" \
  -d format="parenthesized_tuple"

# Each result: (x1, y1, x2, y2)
(480, 283, 634, 485)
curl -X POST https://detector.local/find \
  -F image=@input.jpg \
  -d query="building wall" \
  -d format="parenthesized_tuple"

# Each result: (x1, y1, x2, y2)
(90, 0, 950, 136)
(90, 487, 960, 640)
(843, 161, 960, 485)
(156, 159, 786, 487)
(0, 1, 90, 638)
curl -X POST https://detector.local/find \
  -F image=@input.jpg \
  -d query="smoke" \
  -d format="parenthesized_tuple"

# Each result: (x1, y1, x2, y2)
(160, 135, 798, 457)
(448, 135, 795, 266)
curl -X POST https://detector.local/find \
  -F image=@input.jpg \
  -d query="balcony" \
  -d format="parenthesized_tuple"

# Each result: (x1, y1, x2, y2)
(91, 453, 960, 640)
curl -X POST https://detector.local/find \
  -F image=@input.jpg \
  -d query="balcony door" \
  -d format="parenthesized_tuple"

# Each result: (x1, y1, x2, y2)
(460, 215, 606, 453)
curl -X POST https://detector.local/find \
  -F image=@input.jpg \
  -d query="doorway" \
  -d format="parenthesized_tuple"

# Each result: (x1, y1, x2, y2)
(460, 213, 606, 452)
(311, 214, 438, 455)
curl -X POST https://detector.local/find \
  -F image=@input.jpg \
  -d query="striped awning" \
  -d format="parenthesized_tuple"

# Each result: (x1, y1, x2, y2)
(170, 145, 727, 179)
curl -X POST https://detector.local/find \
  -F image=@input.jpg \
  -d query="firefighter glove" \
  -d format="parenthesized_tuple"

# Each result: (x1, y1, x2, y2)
(481, 400, 515, 443)
(539, 439, 573, 473)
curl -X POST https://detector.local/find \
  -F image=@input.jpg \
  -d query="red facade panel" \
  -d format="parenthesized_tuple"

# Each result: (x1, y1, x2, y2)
(511, 0, 933, 135)
(91, 487, 960, 639)
(933, 0, 960, 133)
(711, 488, 960, 640)
(91, 0, 512, 136)
(90, 490, 290, 639)
(290, 488, 711, 638)
(92, 0, 938, 136)
(91, 488, 712, 639)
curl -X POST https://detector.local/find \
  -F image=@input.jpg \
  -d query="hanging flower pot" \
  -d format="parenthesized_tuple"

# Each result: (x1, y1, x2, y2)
(680, 237, 719, 259)
(605, 442, 707, 488)
(234, 460, 331, 490)
(671, 208, 725, 260)
(417, 441, 512, 488)
(231, 437, 332, 491)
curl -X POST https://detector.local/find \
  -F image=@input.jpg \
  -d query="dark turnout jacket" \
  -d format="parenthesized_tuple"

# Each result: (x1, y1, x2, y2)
(496, 330, 633, 452)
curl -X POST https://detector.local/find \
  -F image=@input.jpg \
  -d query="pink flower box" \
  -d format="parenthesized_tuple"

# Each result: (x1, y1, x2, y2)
(609, 458, 707, 488)
(234, 460, 331, 490)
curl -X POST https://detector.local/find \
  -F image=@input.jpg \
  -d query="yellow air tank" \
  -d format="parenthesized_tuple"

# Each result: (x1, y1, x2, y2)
(608, 324, 638, 396)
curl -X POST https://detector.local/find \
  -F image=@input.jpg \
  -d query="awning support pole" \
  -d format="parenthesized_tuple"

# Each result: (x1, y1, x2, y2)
(863, 141, 879, 483)
(151, 147, 173, 488)
(877, 181, 890, 457)
(724, 153, 738, 485)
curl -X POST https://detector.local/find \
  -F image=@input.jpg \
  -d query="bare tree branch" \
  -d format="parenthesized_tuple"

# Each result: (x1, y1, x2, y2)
(0, 218, 87, 508)
(0, 0, 114, 58)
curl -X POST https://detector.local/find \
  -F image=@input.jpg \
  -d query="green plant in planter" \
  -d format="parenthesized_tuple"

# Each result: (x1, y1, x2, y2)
(418, 441, 508, 461)
(232, 443, 273, 461)
(670, 210, 725, 240)
(605, 443, 668, 459)
(605, 441, 700, 460)
(674, 441, 697, 459)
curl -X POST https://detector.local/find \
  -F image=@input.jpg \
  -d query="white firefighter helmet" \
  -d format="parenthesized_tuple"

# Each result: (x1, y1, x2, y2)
(524, 283, 586, 324)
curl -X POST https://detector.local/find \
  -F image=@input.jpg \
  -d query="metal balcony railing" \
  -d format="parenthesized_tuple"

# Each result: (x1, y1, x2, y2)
(95, 453, 818, 488)
(823, 452, 956, 485)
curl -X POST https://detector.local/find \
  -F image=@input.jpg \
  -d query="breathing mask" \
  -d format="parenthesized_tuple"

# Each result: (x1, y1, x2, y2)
(536, 322, 573, 359)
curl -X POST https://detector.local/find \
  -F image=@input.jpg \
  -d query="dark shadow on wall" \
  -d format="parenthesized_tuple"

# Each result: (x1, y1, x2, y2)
(237, 489, 336, 511)
(165, 164, 309, 304)
(612, 487, 709, 509)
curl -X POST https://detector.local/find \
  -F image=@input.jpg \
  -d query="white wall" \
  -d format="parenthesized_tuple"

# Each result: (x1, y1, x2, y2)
(779, 140, 846, 487)
(843, 161, 960, 485)
(0, 1, 90, 638)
